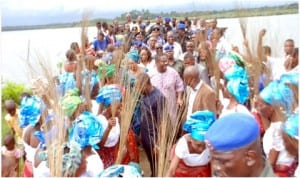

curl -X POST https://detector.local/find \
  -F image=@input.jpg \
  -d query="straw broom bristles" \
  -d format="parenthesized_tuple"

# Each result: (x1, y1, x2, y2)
(23, 50, 66, 176)
(114, 55, 141, 164)
(20, 11, 94, 177)
(156, 97, 187, 176)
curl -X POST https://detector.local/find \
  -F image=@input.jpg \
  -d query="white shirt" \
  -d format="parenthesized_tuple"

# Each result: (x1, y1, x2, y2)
(187, 81, 203, 120)
(219, 98, 251, 118)
(138, 59, 156, 73)
(91, 100, 99, 116)
(97, 115, 120, 147)
(175, 134, 210, 167)
(263, 121, 295, 166)
(266, 56, 285, 80)
(215, 37, 231, 60)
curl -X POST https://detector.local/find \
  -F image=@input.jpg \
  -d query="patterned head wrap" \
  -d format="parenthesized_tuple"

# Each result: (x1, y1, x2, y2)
(183, 110, 216, 142)
(99, 163, 142, 177)
(218, 52, 245, 73)
(97, 63, 116, 80)
(96, 85, 122, 107)
(61, 88, 82, 118)
(69, 111, 104, 149)
(224, 64, 250, 104)
(260, 80, 294, 114)
(282, 112, 299, 140)
(36, 141, 82, 176)
(226, 76, 250, 104)
(19, 96, 43, 128)
(62, 141, 82, 176)
(279, 72, 299, 86)
(128, 50, 139, 63)
(219, 52, 249, 104)
(31, 77, 49, 97)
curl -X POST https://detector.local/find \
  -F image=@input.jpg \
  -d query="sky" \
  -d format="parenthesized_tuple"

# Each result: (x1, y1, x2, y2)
(1, 0, 297, 26)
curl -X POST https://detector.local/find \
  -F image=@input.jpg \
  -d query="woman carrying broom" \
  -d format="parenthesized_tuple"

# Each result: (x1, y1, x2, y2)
(166, 110, 215, 177)
(96, 84, 139, 168)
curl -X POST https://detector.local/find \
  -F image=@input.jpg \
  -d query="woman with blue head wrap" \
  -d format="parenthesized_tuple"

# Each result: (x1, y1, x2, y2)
(20, 95, 46, 177)
(218, 53, 251, 118)
(95, 85, 122, 168)
(125, 49, 145, 88)
(19, 95, 43, 128)
(166, 110, 215, 177)
(256, 80, 297, 176)
(68, 111, 105, 176)
(125, 49, 145, 142)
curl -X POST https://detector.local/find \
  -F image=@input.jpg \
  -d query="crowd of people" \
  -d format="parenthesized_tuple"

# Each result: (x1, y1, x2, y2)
(2, 13, 299, 177)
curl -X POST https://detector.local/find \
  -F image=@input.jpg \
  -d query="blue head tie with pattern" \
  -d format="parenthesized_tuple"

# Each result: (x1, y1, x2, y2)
(279, 72, 299, 86)
(282, 112, 299, 140)
(183, 110, 216, 141)
(223, 64, 249, 104)
(19, 96, 43, 128)
(226, 77, 250, 104)
(69, 111, 104, 149)
(224, 63, 247, 81)
(260, 80, 294, 115)
(62, 141, 82, 176)
(96, 85, 122, 107)
(99, 163, 142, 177)
(128, 50, 139, 63)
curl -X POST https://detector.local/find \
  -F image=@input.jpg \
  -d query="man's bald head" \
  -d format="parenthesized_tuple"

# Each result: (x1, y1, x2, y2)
(184, 66, 200, 78)
(183, 66, 200, 88)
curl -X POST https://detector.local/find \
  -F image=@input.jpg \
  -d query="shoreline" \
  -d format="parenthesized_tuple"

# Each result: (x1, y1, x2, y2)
(2, 3, 298, 32)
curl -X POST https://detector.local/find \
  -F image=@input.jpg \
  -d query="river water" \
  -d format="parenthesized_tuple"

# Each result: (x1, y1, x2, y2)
(1, 14, 298, 85)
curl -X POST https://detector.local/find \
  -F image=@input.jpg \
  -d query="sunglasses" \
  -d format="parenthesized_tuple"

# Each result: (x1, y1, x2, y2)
(156, 47, 162, 49)
(153, 28, 160, 31)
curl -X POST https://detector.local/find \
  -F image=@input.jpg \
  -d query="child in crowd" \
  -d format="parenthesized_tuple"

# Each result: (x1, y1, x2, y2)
(1, 134, 24, 176)
(4, 100, 23, 145)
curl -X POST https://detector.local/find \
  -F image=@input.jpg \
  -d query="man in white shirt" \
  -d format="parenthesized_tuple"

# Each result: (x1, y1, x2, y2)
(163, 31, 183, 60)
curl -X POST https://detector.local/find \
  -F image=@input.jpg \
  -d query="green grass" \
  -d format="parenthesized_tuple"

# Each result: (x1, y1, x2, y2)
(2, 110, 12, 138)
(2, 109, 24, 176)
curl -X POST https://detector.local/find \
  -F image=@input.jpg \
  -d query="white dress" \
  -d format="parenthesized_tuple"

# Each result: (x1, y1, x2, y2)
(80, 149, 104, 177)
(97, 114, 120, 147)
(175, 134, 210, 167)
(33, 160, 50, 177)
(263, 121, 295, 166)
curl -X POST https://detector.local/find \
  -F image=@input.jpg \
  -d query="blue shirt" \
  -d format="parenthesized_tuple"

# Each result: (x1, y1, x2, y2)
(93, 38, 109, 51)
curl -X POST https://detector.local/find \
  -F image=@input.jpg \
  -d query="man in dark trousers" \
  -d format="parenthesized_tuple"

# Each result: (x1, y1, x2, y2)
(135, 72, 166, 177)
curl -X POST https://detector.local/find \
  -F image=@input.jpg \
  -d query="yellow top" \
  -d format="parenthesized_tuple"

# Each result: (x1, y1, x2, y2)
(4, 109, 23, 144)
